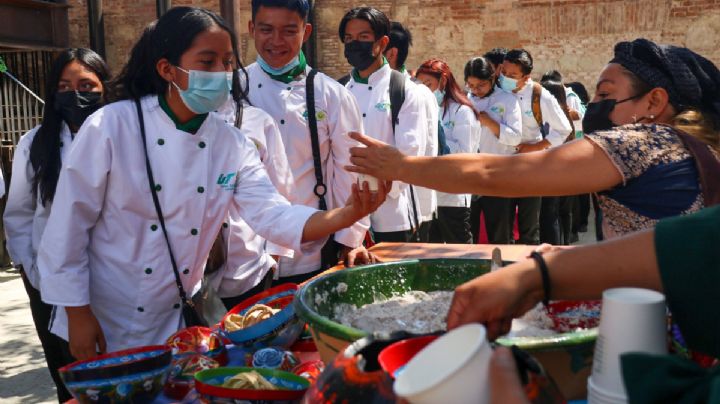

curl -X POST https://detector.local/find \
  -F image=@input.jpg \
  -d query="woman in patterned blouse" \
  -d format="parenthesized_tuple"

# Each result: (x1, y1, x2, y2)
(348, 38, 720, 239)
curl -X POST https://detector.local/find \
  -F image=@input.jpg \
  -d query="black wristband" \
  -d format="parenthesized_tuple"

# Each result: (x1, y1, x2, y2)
(530, 251, 552, 307)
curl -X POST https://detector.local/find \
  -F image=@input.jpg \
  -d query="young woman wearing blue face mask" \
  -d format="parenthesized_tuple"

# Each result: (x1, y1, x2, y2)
(35, 6, 388, 361)
(415, 58, 480, 244)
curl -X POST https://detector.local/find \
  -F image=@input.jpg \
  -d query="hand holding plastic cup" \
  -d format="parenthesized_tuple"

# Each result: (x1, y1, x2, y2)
(358, 173, 380, 192)
(393, 323, 492, 404)
(588, 288, 667, 403)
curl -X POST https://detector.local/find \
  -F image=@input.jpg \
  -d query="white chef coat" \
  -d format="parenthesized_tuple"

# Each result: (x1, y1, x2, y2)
(513, 79, 573, 147)
(436, 100, 480, 208)
(3, 123, 74, 289)
(470, 88, 523, 155)
(207, 103, 295, 298)
(346, 64, 426, 232)
(247, 63, 369, 276)
(565, 86, 585, 133)
(37, 96, 322, 352)
(404, 70, 438, 223)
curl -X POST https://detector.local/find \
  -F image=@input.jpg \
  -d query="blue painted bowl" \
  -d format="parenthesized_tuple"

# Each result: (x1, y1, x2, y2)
(58, 345, 171, 383)
(194, 367, 309, 403)
(220, 284, 305, 350)
(62, 363, 171, 403)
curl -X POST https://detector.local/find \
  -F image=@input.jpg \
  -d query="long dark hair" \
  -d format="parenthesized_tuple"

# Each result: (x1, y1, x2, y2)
(109, 7, 249, 109)
(464, 56, 495, 97)
(541, 79, 575, 138)
(30, 48, 110, 206)
(417, 58, 475, 119)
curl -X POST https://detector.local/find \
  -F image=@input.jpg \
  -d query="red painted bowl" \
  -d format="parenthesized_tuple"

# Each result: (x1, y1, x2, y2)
(547, 300, 602, 333)
(194, 367, 309, 402)
(166, 326, 228, 366)
(378, 335, 439, 378)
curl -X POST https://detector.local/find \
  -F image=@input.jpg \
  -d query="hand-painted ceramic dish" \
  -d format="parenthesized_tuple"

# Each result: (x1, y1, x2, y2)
(220, 284, 305, 350)
(194, 366, 309, 403)
(163, 352, 220, 400)
(295, 258, 598, 400)
(249, 347, 300, 371)
(58, 345, 171, 383)
(62, 363, 171, 403)
(166, 326, 229, 366)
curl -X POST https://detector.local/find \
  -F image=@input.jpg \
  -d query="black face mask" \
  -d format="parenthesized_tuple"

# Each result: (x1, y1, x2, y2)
(54, 91, 103, 129)
(344, 40, 377, 71)
(582, 94, 644, 134)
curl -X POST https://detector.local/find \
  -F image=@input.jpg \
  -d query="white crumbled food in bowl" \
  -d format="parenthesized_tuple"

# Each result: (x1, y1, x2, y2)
(332, 291, 569, 338)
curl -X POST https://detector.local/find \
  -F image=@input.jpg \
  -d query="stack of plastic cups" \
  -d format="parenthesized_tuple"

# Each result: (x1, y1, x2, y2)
(588, 288, 668, 403)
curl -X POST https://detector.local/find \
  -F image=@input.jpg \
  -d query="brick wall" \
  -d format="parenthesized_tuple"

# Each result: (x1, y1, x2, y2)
(67, 0, 720, 94)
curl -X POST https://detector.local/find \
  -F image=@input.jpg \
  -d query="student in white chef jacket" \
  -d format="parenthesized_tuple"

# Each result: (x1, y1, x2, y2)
(416, 59, 480, 244)
(209, 100, 295, 309)
(36, 7, 387, 361)
(247, 0, 371, 282)
(498, 49, 572, 245)
(340, 7, 426, 242)
(3, 48, 110, 403)
(465, 56, 522, 245)
(384, 21, 439, 243)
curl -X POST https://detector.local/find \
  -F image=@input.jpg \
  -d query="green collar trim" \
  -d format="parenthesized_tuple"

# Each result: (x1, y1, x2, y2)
(158, 94, 207, 134)
(399, 64, 407, 73)
(261, 51, 307, 84)
(352, 57, 388, 84)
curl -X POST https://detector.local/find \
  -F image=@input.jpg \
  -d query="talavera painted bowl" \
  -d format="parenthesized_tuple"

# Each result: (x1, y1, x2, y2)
(194, 366, 309, 403)
(219, 283, 305, 350)
(294, 258, 598, 400)
(59, 345, 171, 384)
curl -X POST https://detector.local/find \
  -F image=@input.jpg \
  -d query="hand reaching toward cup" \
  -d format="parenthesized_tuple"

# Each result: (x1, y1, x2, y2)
(347, 132, 409, 181)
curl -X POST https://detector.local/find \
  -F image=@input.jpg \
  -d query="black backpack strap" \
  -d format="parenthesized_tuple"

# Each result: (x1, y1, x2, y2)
(306, 69, 328, 211)
(389, 71, 421, 235)
(134, 99, 192, 307)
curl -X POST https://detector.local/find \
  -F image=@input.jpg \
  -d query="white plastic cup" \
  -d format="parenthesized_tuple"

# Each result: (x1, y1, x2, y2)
(358, 174, 379, 192)
(590, 288, 667, 400)
(393, 323, 492, 404)
(588, 376, 627, 404)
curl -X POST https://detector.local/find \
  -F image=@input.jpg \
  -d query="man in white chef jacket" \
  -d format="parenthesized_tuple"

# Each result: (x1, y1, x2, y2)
(246, 0, 371, 283)
(340, 7, 426, 243)
(498, 49, 572, 245)
(383, 21, 438, 242)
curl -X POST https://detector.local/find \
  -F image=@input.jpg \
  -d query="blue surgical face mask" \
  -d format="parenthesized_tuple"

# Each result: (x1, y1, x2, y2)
(498, 74, 518, 92)
(256, 54, 300, 76)
(172, 66, 232, 114)
(434, 89, 445, 105)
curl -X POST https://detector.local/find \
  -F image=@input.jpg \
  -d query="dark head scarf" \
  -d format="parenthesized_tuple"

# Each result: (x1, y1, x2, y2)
(610, 38, 720, 116)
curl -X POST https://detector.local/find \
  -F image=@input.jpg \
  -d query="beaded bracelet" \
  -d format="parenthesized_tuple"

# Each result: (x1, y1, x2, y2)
(529, 251, 552, 308)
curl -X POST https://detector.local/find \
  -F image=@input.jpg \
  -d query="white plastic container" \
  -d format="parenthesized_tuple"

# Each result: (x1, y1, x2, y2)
(589, 288, 667, 403)
(357, 174, 379, 192)
(393, 323, 492, 404)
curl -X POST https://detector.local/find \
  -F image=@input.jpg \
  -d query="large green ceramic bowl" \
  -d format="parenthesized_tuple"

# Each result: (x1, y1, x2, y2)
(295, 258, 597, 400)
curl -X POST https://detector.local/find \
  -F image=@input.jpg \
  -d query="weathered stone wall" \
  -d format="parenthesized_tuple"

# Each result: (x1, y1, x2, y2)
(67, 0, 720, 92)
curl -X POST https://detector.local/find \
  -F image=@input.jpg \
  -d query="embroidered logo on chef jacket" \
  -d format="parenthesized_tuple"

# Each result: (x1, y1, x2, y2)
(374, 102, 391, 112)
(301, 109, 328, 121)
(524, 110, 534, 117)
(490, 103, 506, 116)
(217, 172, 239, 191)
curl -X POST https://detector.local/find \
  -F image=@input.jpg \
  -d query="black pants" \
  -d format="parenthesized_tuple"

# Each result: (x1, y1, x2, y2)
(471, 196, 512, 244)
(374, 229, 414, 243)
(592, 194, 604, 241)
(558, 196, 576, 245)
(509, 197, 541, 245)
(20, 270, 73, 403)
(540, 196, 561, 245)
(430, 207, 472, 244)
(416, 220, 433, 243)
(574, 193, 591, 232)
